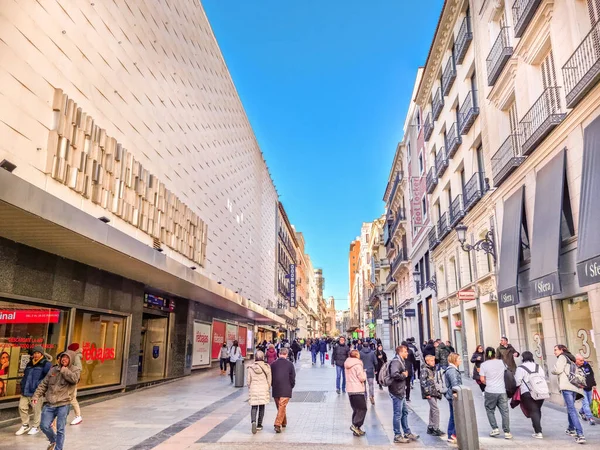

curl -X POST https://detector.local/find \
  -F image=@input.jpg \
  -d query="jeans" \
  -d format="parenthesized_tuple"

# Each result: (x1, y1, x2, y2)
(297, 350, 301, 360)
(18, 396, 43, 428)
(447, 398, 456, 437)
(484, 392, 510, 432)
(349, 394, 368, 428)
(427, 397, 440, 429)
(521, 391, 544, 434)
(563, 390, 584, 436)
(219, 358, 229, 371)
(389, 394, 410, 436)
(336, 365, 346, 391)
(320, 351, 325, 364)
(250, 405, 265, 425)
(40, 404, 69, 450)
(364, 377, 374, 398)
(580, 390, 593, 420)
(311, 351, 317, 364)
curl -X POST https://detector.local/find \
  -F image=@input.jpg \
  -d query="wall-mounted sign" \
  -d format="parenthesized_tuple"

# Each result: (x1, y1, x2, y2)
(211, 320, 226, 359)
(530, 272, 562, 299)
(238, 326, 247, 357)
(193, 322, 211, 367)
(0, 310, 60, 324)
(457, 290, 476, 301)
(144, 294, 175, 312)
(289, 264, 297, 307)
(226, 323, 238, 348)
(403, 309, 416, 317)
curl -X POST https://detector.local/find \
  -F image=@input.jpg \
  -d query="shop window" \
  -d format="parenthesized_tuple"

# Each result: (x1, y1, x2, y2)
(72, 311, 126, 389)
(522, 305, 547, 374)
(0, 299, 69, 401)
(562, 296, 597, 365)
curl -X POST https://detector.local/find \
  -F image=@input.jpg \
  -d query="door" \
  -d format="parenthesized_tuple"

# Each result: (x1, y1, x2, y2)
(454, 329, 465, 372)
(418, 302, 425, 345)
(141, 316, 168, 380)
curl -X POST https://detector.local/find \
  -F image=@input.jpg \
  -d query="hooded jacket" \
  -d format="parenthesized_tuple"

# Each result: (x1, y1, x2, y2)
(33, 350, 81, 406)
(444, 363, 462, 401)
(420, 363, 441, 399)
(552, 352, 584, 394)
(266, 347, 278, 365)
(318, 340, 328, 353)
(344, 357, 366, 394)
(21, 353, 52, 397)
(581, 361, 596, 392)
(435, 343, 450, 367)
(332, 343, 350, 367)
(388, 355, 408, 399)
(359, 346, 377, 378)
(246, 360, 271, 406)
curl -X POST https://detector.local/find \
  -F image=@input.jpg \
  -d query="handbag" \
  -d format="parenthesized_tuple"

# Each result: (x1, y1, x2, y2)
(510, 388, 521, 409)
(592, 387, 600, 419)
(326, 353, 329, 360)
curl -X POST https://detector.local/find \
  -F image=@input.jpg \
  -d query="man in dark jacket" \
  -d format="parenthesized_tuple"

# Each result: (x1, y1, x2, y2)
(318, 338, 328, 365)
(496, 337, 520, 374)
(402, 341, 417, 400)
(435, 340, 450, 368)
(389, 345, 419, 443)
(271, 348, 296, 433)
(291, 340, 301, 363)
(332, 336, 350, 394)
(576, 354, 597, 425)
(15, 346, 51, 436)
(423, 340, 435, 358)
(359, 345, 377, 404)
(310, 340, 318, 365)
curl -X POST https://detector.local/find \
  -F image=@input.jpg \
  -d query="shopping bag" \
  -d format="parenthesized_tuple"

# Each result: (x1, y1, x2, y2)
(592, 387, 600, 419)
(325, 353, 329, 360)
(510, 388, 521, 409)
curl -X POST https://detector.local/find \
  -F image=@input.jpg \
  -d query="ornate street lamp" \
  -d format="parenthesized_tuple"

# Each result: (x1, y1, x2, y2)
(455, 223, 497, 265)
(412, 270, 438, 294)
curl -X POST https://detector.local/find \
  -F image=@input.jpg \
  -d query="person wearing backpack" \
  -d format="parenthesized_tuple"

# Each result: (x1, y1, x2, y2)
(375, 344, 388, 390)
(552, 344, 586, 444)
(444, 353, 462, 445)
(387, 345, 419, 444)
(479, 347, 512, 439)
(576, 354, 596, 426)
(515, 351, 549, 438)
(420, 354, 445, 437)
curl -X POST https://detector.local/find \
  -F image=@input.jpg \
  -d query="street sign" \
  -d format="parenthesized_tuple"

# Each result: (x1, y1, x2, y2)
(458, 289, 476, 301)
(403, 308, 416, 317)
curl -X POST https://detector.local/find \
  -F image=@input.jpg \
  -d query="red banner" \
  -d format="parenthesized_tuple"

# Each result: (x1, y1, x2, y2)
(211, 320, 226, 359)
(0, 310, 60, 324)
(238, 326, 247, 357)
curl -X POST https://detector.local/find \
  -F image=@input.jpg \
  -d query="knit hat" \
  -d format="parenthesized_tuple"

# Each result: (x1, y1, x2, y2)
(32, 346, 45, 355)
(68, 343, 80, 351)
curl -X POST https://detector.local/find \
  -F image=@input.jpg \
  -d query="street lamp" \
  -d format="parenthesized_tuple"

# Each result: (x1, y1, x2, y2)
(412, 270, 438, 294)
(455, 223, 497, 265)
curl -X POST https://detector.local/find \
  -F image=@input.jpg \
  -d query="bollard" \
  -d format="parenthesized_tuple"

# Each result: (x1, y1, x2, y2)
(234, 359, 245, 387)
(452, 385, 479, 450)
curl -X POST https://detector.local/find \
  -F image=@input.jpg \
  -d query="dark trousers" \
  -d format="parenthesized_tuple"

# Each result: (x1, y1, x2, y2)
(250, 405, 265, 425)
(219, 358, 229, 371)
(405, 379, 411, 401)
(349, 393, 368, 428)
(521, 391, 544, 434)
(229, 361, 236, 381)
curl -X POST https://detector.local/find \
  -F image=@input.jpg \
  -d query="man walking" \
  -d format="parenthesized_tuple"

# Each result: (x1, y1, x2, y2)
(359, 342, 377, 405)
(15, 346, 51, 436)
(271, 348, 296, 433)
(310, 339, 319, 366)
(332, 336, 350, 393)
(33, 350, 81, 450)
(389, 345, 419, 444)
(420, 354, 445, 436)
(497, 337, 520, 374)
(319, 338, 328, 365)
(576, 354, 597, 425)
(480, 347, 512, 439)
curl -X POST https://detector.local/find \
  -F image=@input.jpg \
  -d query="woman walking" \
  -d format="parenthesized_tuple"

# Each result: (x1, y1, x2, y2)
(246, 351, 271, 434)
(219, 343, 229, 375)
(345, 349, 368, 436)
(375, 344, 388, 390)
(515, 351, 549, 438)
(228, 340, 242, 383)
(266, 344, 278, 365)
(471, 345, 485, 392)
(444, 353, 463, 445)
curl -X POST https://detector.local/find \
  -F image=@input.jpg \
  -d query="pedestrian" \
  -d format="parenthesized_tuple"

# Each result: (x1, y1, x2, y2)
(375, 344, 388, 390)
(423, 339, 435, 358)
(479, 347, 511, 439)
(420, 354, 445, 437)
(228, 340, 243, 384)
(266, 344, 278, 365)
(445, 341, 456, 353)
(319, 338, 328, 365)
(401, 341, 415, 402)
(515, 351, 549, 438)
(332, 336, 350, 394)
(434, 339, 450, 368)
(407, 338, 423, 383)
(271, 347, 296, 433)
(247, 350, 271, 434)
(219, 343, 230, 374)
(552, 344, 586, 443)
(359, 342, 377, 405)
(389, 345, 419, 444)
(471, 345, 485, 392)
(345, 349, 368, 436)
(15, 346, 51, 436)
(443, 353, 462, 445)
(356, 339, 363, 351)
(310, 339, 319, 366)
(292, 340, 301, 362)
(33, 350, 81, 450)
(66, 343, 83, 425)
(576, 354, 597, 426)
(497, 336, 520, 374)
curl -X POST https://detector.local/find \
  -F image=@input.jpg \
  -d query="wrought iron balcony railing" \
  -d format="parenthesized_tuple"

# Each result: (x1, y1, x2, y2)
(435, 147, 449, 177)
(442, 55, 457, 96)
(513, 0, 542, 38)
(424, 113, 434, 141)
(391, 207, 407, 236)
(426, 167, 438, 194)
(491, 134, 525, 187)
(428, 227, 440, 251)
(387, 171, 403, 206)
(392, 248, 408, 274)
(449, 195, 465, 228)
(518, 86, 566, 156)
(437, 212, 451, 241)
(463, 172, 486, 212)
(455, 15, 473, 65)
(487, 27, 513, 86)
(445, 122, 462, 158)
(458, 90, 479, 135)
(432, 87, 444, 121)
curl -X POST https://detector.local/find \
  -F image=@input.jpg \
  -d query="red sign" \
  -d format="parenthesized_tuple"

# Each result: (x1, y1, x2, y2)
(458, 290, 476, 301)
(82, 342, 115, 363)
(0, 310, 60, 324)
(211, 320, 226, 359)
(238, 326, 247, 357)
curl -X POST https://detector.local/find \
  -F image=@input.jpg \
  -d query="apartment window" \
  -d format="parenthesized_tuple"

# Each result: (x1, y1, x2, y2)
(476, 144, 485, 177)
(471, 71, 478, 107)
(509, 101, 519, 135)
(416, 108, 422, 131)
(418, 153, 424, 174)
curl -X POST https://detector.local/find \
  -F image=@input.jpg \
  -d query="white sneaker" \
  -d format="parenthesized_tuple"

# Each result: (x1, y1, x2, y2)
(15, 425, 30, 436)
(532, 433, 543, 439)
(27, 427, 39, 435)
(70, 416, 83, 425)
(489, 429, 500, 437)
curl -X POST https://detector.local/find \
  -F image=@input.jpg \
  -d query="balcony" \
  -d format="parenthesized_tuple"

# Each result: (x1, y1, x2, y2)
(428, 227, 440, 251)
(455, 15, 473, 65)
(432, 87, 444, 121)
(563, 19, 600, 108)
(435, 147, 449, 177)
(491, 134, 526, 187)
(391, 207, 407, 236)
(383, 218, 391, 246)
(519, 86, 566, 156)
(513, 0, 542, 38)
(424, 113, 434, 141)
(391, 248, 409, 274)
(487, 27, 513, 86)
(385, 272, 397, 293)
(449, 195, 465, 228)
(463, 172, 485, 212)
(387, 172, 403, 206)
(426, 167, 438, 194)
(445, 123, 462, 158)
(458, 91, 479, 135)
(442, 55, 457, 96)
(437, 212, 451, 241)
(380, 257, 390, 267)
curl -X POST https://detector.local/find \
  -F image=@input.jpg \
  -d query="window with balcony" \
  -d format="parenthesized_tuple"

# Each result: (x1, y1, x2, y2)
(492, 101, 525, 186)
(487, 12, 513, 86)
(459, 74, 480, 135)
(513, 0, 542, 38)
(455, 9, 473, 65)
(442, 49, 457, 96)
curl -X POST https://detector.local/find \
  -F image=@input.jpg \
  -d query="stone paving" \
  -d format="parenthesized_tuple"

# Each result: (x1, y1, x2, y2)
(0, 350, 599, 449)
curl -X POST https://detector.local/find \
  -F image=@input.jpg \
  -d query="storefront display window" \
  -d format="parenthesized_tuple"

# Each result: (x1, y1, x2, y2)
(72, 310, 126, 389)
(562, 296, 597, 365)
(523, 305, 546, 373)
(0, 299, 69, 401)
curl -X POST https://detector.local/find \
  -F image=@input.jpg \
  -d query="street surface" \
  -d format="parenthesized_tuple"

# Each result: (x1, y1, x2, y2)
(0, 350, 599, 449)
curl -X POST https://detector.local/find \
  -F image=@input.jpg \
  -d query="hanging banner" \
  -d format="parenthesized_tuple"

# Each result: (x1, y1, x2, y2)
(238, 326, 248, 357)
(226, 323, 238, 348)
(289, 263, 297, 307)
(211, 320, 226, 359)
(193, 322, 211, 367)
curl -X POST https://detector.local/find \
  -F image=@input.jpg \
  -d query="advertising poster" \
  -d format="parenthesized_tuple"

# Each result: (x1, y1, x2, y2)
(193, 322, 211, 367)
(237, 326, 247, 357)
(211, 320, 226, 359)
(226, 323, 238, 349)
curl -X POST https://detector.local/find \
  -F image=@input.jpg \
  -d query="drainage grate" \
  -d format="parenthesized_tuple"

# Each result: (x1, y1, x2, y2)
(289, 391, 327, 403)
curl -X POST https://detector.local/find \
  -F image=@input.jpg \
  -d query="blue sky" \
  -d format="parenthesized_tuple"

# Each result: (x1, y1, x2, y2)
(203, 0, 444, 310)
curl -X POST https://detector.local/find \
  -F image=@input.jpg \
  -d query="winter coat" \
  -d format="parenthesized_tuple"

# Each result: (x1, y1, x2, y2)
(497, 344, 520, 374)
(444, 363, 462, 401)
(552, 352, 584, 395)
(271, 357, 296, 398)
(21, 355, 52, 397)
(229, 345, 243, 363)
(71, 349, 83, 369)
(420, 363, 441, 399)
(388, 356, 408, 399)
(291, 342, 301, 353)
(310, 342, 319, 353)
(266, 348, 278, 365)
(470, 351, 484, 380)
(423, 343, 436, 358)
(359, 346, 377, 378)
(581, 361, 596, 392)
(32, 350, 81, 407)
(344, 357, 367, 394)
(319, 340, 328, 353)
(405, 347, 416, 377)
(375, 349, 388, 372)
(219, 347, 229, 359)
(246, 361, 272, 406)
(332, 343, 350, 367)
(435, 344, 450, 367)
(408, 343, 422, 362)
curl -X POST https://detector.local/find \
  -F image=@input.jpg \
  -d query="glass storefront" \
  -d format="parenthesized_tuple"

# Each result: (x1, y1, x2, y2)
(562, 295, 597, 364)
(522, 305, 547, 373)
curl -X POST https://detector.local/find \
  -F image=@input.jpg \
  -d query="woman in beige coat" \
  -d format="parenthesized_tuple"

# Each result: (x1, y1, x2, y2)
(247, 350, 272, 434)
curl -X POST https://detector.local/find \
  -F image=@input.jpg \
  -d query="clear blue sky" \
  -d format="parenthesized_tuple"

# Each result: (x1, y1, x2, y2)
(203, 0, 444, 310)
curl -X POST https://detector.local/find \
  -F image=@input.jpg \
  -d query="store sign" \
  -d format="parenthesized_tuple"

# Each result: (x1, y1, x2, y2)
(238, 326, 247, 357)
(82, 342, 115, 363)
(577, 256, 600, 287)
(211, 320, 226, 359)
(498, 286, 519, 309)
(403, 309, 416, 317)
(193, 322, 211, 367)
(226, 323, 238, 348)
(289, 264, 297, 307)
(0, 309, 60, 324)
(458, 289, 476, 301)
(144, 294, 175, 312)
(530, 272, 561, 300)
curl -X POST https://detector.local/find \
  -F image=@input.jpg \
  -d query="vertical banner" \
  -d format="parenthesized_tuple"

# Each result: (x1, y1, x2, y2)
(211, 320, 226, 359)
(289, 263, 297, 307)
(193, 322, 211, 367)
(226, 323, 238, 348)
(238, 326, 248, 357)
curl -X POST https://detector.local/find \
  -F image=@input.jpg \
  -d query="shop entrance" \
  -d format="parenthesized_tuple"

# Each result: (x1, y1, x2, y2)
(139, 312, 168, 382)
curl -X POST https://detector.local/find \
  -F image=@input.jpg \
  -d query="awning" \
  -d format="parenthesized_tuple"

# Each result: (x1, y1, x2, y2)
(529, 149, 565, 299)
(497, 186, 524, 308)
(577, 115, 600, 287)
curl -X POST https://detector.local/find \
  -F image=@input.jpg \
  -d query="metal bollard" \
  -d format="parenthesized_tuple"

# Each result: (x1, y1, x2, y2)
(452, 385, 479, 450)
(234, 359, 245, 387)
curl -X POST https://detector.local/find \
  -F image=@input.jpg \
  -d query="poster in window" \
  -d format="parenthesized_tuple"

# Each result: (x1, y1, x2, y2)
(237, 326, 247, 357)
(211, 320, 226, 359)
(193, 322, 211, 367)
(226, 323, 238, 349)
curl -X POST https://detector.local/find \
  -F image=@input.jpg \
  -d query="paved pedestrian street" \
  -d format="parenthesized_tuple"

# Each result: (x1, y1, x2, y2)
(1, 352, 599, 449)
